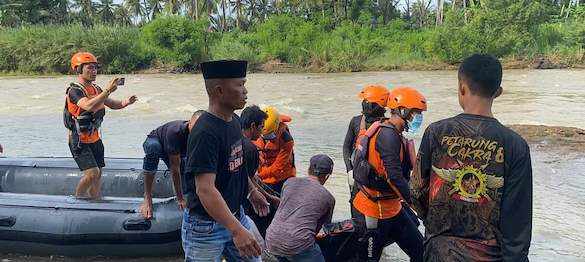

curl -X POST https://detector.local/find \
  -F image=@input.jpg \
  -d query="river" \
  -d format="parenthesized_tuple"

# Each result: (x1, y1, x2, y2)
(1, 70, 584, 261)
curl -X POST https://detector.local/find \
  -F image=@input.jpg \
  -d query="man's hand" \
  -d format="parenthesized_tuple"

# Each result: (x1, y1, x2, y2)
(124, 95, 138, 107)
(233, 227, 261, 258)
(176, 197, 187, 210)
(139, 199, 154, 219)
(248, 189, 269, 217)
(266, 194, 280, 208)
(105, 78, 119, 94)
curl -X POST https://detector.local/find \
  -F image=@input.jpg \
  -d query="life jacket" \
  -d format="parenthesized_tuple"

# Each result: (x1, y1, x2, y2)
(64, 82, 105, 145)
(351, 119, 412, 218)
(355, 114, 384, 147)
(255, 122, 296, 184)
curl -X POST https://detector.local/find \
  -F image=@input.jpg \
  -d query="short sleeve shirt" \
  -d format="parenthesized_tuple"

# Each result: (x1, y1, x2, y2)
(184, 112, 248, 219)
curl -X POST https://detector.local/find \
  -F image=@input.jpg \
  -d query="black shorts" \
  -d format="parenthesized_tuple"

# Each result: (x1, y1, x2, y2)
(68, 139, 105, 171)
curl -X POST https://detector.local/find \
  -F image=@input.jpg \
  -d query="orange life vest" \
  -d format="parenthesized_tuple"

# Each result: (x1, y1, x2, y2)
(255, 122, 296, 184)
(64, 82, 105, 144)
(351, 119, 409, 219)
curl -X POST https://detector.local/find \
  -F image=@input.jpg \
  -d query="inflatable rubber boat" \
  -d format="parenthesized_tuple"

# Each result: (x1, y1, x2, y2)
(0, 157, 183, 257)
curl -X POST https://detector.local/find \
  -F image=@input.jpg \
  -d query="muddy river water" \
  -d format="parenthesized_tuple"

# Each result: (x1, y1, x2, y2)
(1, 70, 584, 261)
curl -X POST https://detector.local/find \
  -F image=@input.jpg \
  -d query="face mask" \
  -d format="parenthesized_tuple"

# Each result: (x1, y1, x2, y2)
(406, 113, 423, 136)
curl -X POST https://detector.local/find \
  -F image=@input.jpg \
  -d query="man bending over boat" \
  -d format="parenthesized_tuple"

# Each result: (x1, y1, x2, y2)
(139, 110, 205, 219)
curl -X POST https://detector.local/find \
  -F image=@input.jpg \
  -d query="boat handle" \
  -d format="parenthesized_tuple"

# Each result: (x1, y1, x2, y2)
(123, 218, 151, 231)
(0, 216, 16, 227)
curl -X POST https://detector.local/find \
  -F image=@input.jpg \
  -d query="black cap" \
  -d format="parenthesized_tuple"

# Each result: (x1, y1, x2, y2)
(309, 154, 334, 176)
(200, 60, 247, 79)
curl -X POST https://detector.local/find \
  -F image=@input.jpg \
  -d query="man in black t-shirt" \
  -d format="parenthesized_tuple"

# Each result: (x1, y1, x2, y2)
(183, 60, 263, 262)
(240, 105, 281, 237)
(138, 110, 205, 219)
(410, 54, 533, 261)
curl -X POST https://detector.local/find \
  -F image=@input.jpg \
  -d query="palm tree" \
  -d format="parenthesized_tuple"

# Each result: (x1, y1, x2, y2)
(96, 0, 118, 24)
(436, 0, 444, 26)
(219, 0, 229, 32)
(70, 0, 97, 25)
(148, 0, 163, 19)
(0, 1, 23, 26)
(186, 0, 199, 19)
(43, 0, 69, 24)
(247, 0, 258, 23)
(253, 0, 272, 22)
(231, 0, 248, 28)
(164, 0, 182, 14)
(372, 0, 399, 25)
(200, 0, 217, 20)
(412, 0, 431, 28)
(403, 0, 412, 20)
(124, 0, 145, 23)
(115, 5, 133, 25)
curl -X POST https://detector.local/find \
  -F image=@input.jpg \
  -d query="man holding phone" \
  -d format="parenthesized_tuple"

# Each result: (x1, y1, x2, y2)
(65, 52, 138, 198)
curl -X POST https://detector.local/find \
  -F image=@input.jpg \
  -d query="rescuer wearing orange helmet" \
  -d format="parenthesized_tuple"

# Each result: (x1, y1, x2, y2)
(343, 84, 390, 219)
(64, 52, 138, 198)
(350, 86, 426, 261)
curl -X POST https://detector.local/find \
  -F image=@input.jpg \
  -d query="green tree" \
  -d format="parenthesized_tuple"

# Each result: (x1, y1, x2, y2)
(71, 0, 97, 25)
(97, 0, 118, 24)
(185, 0, 199, 19)
(231, 0, 247, 28)
(164, 0, 183, 14)
(148, 0, 164, 20)
(140, 16, 210, 69)
(197, 0, 217, 20)
(124, 0, 146, 23)
(0, 0, 69, 26)
(115, 4, 133, 25)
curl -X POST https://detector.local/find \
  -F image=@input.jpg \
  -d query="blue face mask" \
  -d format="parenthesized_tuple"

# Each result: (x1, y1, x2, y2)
(406, 113, 423, 136)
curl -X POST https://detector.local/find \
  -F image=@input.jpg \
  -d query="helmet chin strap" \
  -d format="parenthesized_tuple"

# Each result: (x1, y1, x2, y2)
(392, 108, 413, 131)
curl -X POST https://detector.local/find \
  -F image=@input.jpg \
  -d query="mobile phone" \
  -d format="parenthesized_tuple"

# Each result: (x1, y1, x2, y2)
(116, 77, 125, 86)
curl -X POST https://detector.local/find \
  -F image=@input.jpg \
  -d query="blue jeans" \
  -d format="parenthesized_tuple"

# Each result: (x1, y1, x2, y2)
(142, 136, 170, 171)
(274, 243, 325, 262)
(182, 207, 262, 262)
(143, 136, 187, 170)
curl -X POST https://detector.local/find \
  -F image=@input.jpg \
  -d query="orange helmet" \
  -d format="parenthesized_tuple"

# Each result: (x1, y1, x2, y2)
(71, 52, 97, 71)
(387, 86, 427, 111)
(358, 85, 389, 107)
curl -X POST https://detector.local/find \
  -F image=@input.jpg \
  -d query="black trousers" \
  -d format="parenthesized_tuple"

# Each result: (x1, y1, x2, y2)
(357, 209, 424, 262)
(245, 180, 285, 237)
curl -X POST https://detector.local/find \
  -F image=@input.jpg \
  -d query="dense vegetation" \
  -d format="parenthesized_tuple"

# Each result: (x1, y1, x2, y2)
(0, 0, 584, 73)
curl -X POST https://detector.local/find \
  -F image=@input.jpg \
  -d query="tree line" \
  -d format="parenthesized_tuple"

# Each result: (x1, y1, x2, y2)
(1, 0, 582, 30)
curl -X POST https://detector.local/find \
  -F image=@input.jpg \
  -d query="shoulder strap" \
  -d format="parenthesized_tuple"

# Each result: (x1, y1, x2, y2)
(94, 84, 103, 93)
(67, 82, 89, 97)
(364, 118, 393, 138)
